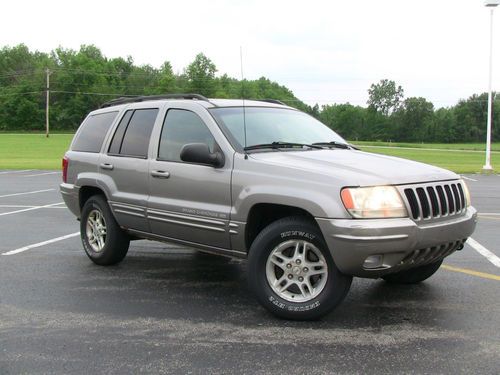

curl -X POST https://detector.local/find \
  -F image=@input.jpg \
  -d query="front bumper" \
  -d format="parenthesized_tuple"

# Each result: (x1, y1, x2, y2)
(316, 207, 477, 278)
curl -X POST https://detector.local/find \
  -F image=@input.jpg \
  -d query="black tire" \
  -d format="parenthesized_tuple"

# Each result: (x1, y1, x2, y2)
(80, 195, 130, 266)
(382, 260, 443, 284)
(248, 216, 352, 320)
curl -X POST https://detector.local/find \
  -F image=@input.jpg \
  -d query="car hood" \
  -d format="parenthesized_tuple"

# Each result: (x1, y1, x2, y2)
(248, 149, 459, 186)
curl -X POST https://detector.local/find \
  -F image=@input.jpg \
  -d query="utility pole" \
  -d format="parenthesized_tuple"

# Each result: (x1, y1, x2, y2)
(483, 1, 499, 171)
(45, 68, 51, 138)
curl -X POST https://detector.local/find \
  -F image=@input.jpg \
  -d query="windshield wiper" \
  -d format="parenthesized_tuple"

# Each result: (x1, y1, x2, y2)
(244, 141, 324, 152)
(312, 141, 352, 149)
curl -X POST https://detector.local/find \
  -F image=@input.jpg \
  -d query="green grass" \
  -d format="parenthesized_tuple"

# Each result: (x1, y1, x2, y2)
(352, 140, 500, 152)
(350, 141, 499, 173)
(0, 133, 498, 173)
(0, 134, 73, 169)
(353, 145, 499, 173)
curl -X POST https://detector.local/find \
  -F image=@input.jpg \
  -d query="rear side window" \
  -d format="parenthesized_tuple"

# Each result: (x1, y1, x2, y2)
(109, 108, 159, 158)
(72, 111, 118, 153)
(108, 110, 133, 154)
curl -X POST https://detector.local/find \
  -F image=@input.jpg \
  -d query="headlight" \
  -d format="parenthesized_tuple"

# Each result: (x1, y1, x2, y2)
(460, 179, 471, 207)
(341, 186, 408, 219)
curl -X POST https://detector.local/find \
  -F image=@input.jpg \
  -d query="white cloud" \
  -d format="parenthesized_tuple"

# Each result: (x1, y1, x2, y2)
(1, 0, 498, 107)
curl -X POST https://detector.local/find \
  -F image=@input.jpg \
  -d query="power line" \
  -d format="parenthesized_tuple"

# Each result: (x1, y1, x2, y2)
(0, 89, 499, 105)
(51, 90, 139, 97)
(0, 71, 43, 79)
(0, 91, 44, 97)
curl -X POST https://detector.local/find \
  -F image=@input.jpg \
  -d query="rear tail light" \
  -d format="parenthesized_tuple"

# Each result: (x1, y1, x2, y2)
(62, 156, 69, 183)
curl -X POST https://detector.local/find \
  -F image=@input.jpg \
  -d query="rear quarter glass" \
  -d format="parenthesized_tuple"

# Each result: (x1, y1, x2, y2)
(72, 111, 119, 153)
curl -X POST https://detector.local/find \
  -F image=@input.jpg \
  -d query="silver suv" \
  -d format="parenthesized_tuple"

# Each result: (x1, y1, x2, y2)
(61, 94, 477, 320)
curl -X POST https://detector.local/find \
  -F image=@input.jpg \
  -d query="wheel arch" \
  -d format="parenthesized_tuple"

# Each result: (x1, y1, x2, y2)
(245, 203, 320, 251)
(79, 185, 108, 211)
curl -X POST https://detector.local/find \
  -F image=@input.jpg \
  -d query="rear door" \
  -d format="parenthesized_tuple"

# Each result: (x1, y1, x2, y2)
(98, 107, 159, 232)
(147, 104, 233, 249)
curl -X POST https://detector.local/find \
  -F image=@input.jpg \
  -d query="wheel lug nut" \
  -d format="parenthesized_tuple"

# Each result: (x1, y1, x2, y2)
(296, 259, 301, 264)
(303, 267, 308, 272)
(298, 276, 304, 282)
(288, 274, 293, 279)
(286, 263, 292, 269)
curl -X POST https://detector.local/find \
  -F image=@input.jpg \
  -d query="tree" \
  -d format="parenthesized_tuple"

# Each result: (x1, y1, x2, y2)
(452, 93, 493, 142)
(320, 104, 367, 140)
(0, 45, 313, 131)
(393, 97, 434, 141)
(157, 61, 175, 93)
(367, 79, 404, 116)
(185, 53, 217, 97)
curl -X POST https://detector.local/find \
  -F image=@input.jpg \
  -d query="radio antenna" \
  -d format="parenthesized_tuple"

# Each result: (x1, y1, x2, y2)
(240, 46, 248, 152)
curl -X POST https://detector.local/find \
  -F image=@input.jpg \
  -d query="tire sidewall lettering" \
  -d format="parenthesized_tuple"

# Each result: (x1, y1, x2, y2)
(280, 230, 316, 240)
(268, 295, 321, 311)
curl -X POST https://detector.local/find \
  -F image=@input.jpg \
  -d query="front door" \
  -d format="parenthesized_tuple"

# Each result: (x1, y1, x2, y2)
(147, 107, 232, 249)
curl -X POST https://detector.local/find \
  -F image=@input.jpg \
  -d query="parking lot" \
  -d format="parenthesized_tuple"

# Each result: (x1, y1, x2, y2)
(0, 171, 499, 374)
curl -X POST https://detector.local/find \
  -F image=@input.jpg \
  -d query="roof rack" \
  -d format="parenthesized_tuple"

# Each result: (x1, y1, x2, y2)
(257, 99, 287, 106)
(100, 94, 210, 108)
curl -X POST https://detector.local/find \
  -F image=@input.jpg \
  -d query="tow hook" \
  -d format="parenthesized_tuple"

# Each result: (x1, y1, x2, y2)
(456, 239, 467, 251)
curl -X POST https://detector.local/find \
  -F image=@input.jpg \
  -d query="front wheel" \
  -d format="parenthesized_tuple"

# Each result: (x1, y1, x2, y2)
(248, 217, 352, 320)
(382, 260, 443, 284)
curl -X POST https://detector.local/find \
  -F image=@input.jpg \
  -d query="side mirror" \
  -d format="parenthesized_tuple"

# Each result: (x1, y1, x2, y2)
(180, 143, 224, 168)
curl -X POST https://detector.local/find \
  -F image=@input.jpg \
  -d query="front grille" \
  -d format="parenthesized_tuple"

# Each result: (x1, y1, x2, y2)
(403, 181, 466, 221)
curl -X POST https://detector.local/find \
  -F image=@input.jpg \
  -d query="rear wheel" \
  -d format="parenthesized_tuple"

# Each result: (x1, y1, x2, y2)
(248, 216, 352, 320)
(80, 195, 130, 266)
(382, 260, 443, 284)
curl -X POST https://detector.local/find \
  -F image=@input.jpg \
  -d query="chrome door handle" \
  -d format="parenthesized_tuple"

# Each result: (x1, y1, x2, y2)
(151, 170, 170, 179)
(100, 163, 114, 171)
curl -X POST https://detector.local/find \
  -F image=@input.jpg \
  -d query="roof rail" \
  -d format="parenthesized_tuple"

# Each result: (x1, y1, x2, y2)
(257, 99, 287, 106)
(100, 94, 210, 108)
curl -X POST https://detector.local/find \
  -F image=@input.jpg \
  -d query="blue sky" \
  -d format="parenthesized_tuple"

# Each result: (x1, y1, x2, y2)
(1, 0, 497, 108)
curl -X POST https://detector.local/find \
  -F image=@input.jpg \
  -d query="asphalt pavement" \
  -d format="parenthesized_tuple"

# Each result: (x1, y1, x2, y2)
(0, 171, 499, 374)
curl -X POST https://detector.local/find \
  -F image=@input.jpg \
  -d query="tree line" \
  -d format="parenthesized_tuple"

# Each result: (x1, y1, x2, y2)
(0, 44, 497, 143)
(321, 79, 498, 143)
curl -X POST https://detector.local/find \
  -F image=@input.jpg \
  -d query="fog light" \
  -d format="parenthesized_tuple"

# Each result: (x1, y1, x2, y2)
(363, 255, 384, 269)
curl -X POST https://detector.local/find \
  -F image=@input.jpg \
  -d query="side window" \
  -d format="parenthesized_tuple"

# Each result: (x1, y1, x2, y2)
(108, 110, 133, 154)
(109, 108, 159, 158)
(72, 111, 118, 153)
(158, 109, 216, 162)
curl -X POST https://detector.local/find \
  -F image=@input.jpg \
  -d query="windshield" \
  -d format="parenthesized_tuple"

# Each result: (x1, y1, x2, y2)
(209, 107, 346, 150)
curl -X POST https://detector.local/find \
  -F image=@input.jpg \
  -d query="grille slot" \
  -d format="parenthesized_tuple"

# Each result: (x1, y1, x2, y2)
(435, 185, 448, 216)
(444, 185, 455, 213)
(402, 181, 466, 221)
(416, 188, 430, 219)
(457, 184, 466, 209)
(426, 187, 440, 217)
(404, 189, 420, 219)
(451, 184, 462, 212)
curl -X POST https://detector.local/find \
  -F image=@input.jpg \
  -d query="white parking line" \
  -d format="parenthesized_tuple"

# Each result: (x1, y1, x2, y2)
(467, 238, 500, 268)
(0, 205, 38, 208)
(461, 176, 478, 182)
(0, 189, 55, 198)
(1, 232, 80, 256)
(479, 213, 500, 216)
(0, 169, 34, 175)
(0, 204, 66, 209)
(22, 172, 60, 177)
(0, 202, 64, 217)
